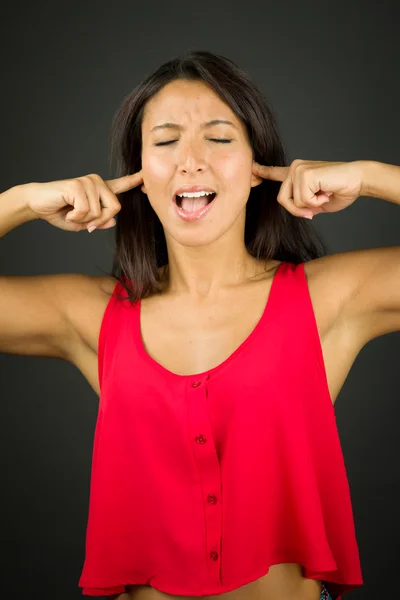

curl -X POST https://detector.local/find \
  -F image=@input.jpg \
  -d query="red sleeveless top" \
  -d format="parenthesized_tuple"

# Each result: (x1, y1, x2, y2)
(78, 261, 363, 598)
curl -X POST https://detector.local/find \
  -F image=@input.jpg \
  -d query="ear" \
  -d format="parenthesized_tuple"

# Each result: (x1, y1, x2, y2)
(141, 184, 148, 194)
(250, 160, 263, 189)
(250, 173, 263, 189)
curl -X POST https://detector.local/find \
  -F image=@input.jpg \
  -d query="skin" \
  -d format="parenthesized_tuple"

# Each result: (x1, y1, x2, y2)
(140, 79, 265, 297)
(9, 79, 399, 600)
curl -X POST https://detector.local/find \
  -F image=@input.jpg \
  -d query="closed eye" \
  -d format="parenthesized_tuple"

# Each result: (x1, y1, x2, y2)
(154, 139, 233, 146)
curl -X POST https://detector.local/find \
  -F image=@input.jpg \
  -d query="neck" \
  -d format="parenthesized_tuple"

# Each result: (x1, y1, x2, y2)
(162, 237, 265, 300)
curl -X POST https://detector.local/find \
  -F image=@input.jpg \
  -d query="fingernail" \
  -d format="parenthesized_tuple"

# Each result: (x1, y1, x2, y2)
(87, 225, 97, 233)
(303, 214, 313, 220)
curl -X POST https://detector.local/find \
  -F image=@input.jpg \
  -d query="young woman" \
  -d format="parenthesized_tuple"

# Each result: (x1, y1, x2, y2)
(1, 50, 399, 600)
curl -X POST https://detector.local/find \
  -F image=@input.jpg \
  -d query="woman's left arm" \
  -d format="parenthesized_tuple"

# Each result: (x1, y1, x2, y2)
(253, 158, 400, 344)
(361, 160, 400, 205)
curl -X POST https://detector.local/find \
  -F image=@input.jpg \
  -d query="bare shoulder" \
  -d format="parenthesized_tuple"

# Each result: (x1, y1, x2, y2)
(302, 253, 354, 340)
(58, 273, 117, 356)
(303, 247, 400, 346)
(301, 253, 370, 405)
(31, 272, 117, 396)
(0, 272, 116, 362)
(302, 252, 367, 376)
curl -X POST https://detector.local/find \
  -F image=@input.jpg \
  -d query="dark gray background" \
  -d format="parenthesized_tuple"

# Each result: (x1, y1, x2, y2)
(1, 1, 399, 599)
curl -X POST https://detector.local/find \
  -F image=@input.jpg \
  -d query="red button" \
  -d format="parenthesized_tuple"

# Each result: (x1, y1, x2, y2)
(195, 434, 207, 444)
(210, 550, 219, 561)
(207, 494, 217, 504)
(192, 380, 201, 388)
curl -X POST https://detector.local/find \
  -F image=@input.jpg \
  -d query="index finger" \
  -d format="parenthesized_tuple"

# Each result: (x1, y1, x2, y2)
(253, 163, 289, 182)
(105, 171, 144, 194)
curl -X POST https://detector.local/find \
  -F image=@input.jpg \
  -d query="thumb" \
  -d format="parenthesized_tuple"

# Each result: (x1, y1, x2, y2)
(105, 171, 144, 194)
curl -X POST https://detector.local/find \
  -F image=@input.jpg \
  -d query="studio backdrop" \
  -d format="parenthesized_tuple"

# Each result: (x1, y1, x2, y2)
(1, 2, 399, 599)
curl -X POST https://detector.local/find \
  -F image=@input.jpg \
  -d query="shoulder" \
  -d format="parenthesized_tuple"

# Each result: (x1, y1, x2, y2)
(302, 247, 400, 348)
(301, 255, 350, 344)
(55, 273, 118, 357)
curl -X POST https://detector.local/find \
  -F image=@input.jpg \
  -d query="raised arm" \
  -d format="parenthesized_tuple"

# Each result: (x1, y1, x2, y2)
(0, 171, 142, 360)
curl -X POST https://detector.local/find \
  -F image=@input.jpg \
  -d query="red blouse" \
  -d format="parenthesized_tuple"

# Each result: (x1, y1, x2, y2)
(78, 261, 363, 598)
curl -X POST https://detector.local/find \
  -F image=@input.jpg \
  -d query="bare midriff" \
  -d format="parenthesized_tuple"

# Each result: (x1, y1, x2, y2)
(111, 563, 323, 600)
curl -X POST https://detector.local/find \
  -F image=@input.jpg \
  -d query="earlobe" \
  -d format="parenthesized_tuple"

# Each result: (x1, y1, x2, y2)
(141, 184, 147, 194)
(250, 175, 263, 189)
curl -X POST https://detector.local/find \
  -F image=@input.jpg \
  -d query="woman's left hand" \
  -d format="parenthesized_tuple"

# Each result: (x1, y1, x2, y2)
(252, 159, 364, 219)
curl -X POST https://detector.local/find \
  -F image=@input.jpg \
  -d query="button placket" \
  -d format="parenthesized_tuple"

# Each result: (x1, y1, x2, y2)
(186, 375, 222, 586)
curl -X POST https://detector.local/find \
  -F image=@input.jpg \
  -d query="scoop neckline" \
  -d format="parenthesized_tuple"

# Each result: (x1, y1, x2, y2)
(134, 261, 285, 380)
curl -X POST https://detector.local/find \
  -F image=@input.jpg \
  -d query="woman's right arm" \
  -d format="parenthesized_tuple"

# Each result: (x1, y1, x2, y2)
(0, 171, 143, 360)
(0, 186, 79, 359)
(0, 185, 104, 360)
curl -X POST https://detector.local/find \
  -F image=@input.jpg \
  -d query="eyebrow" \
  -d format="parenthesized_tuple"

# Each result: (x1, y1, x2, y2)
(150, 119, 238, 133)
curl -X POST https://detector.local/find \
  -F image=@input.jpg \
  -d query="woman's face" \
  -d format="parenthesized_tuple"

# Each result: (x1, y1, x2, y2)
(140, 79, 262, 247)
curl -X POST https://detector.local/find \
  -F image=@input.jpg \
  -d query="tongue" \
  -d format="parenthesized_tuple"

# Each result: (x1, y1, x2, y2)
(181, 197, 209, 212)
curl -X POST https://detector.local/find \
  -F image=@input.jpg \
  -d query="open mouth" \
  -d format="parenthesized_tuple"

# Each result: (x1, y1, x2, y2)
(175, 192, 217, 208)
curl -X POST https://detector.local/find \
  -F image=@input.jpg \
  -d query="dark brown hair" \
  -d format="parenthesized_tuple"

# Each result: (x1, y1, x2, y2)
(108, 50, 328, 303)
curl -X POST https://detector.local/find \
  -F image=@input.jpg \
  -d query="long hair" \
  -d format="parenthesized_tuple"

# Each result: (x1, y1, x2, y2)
(108, 50, 328, 303)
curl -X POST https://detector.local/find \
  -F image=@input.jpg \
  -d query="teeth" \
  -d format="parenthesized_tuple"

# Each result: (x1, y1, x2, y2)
(177, 191, 215, 198)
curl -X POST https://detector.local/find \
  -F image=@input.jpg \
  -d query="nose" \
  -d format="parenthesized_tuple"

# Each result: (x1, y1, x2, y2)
(177, 139, 208, 174)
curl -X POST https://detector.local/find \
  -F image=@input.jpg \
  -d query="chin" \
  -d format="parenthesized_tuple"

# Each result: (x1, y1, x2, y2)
(157, 202, 247, 249)
(166, 226, 224, 249)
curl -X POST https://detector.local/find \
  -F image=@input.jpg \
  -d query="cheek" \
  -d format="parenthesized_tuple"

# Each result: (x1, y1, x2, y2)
(214, 152, 251, 189)
(142, 154, 173, 185)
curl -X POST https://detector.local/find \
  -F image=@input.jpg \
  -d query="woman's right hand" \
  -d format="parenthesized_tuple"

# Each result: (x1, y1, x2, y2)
(22, 171, 144, 232)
